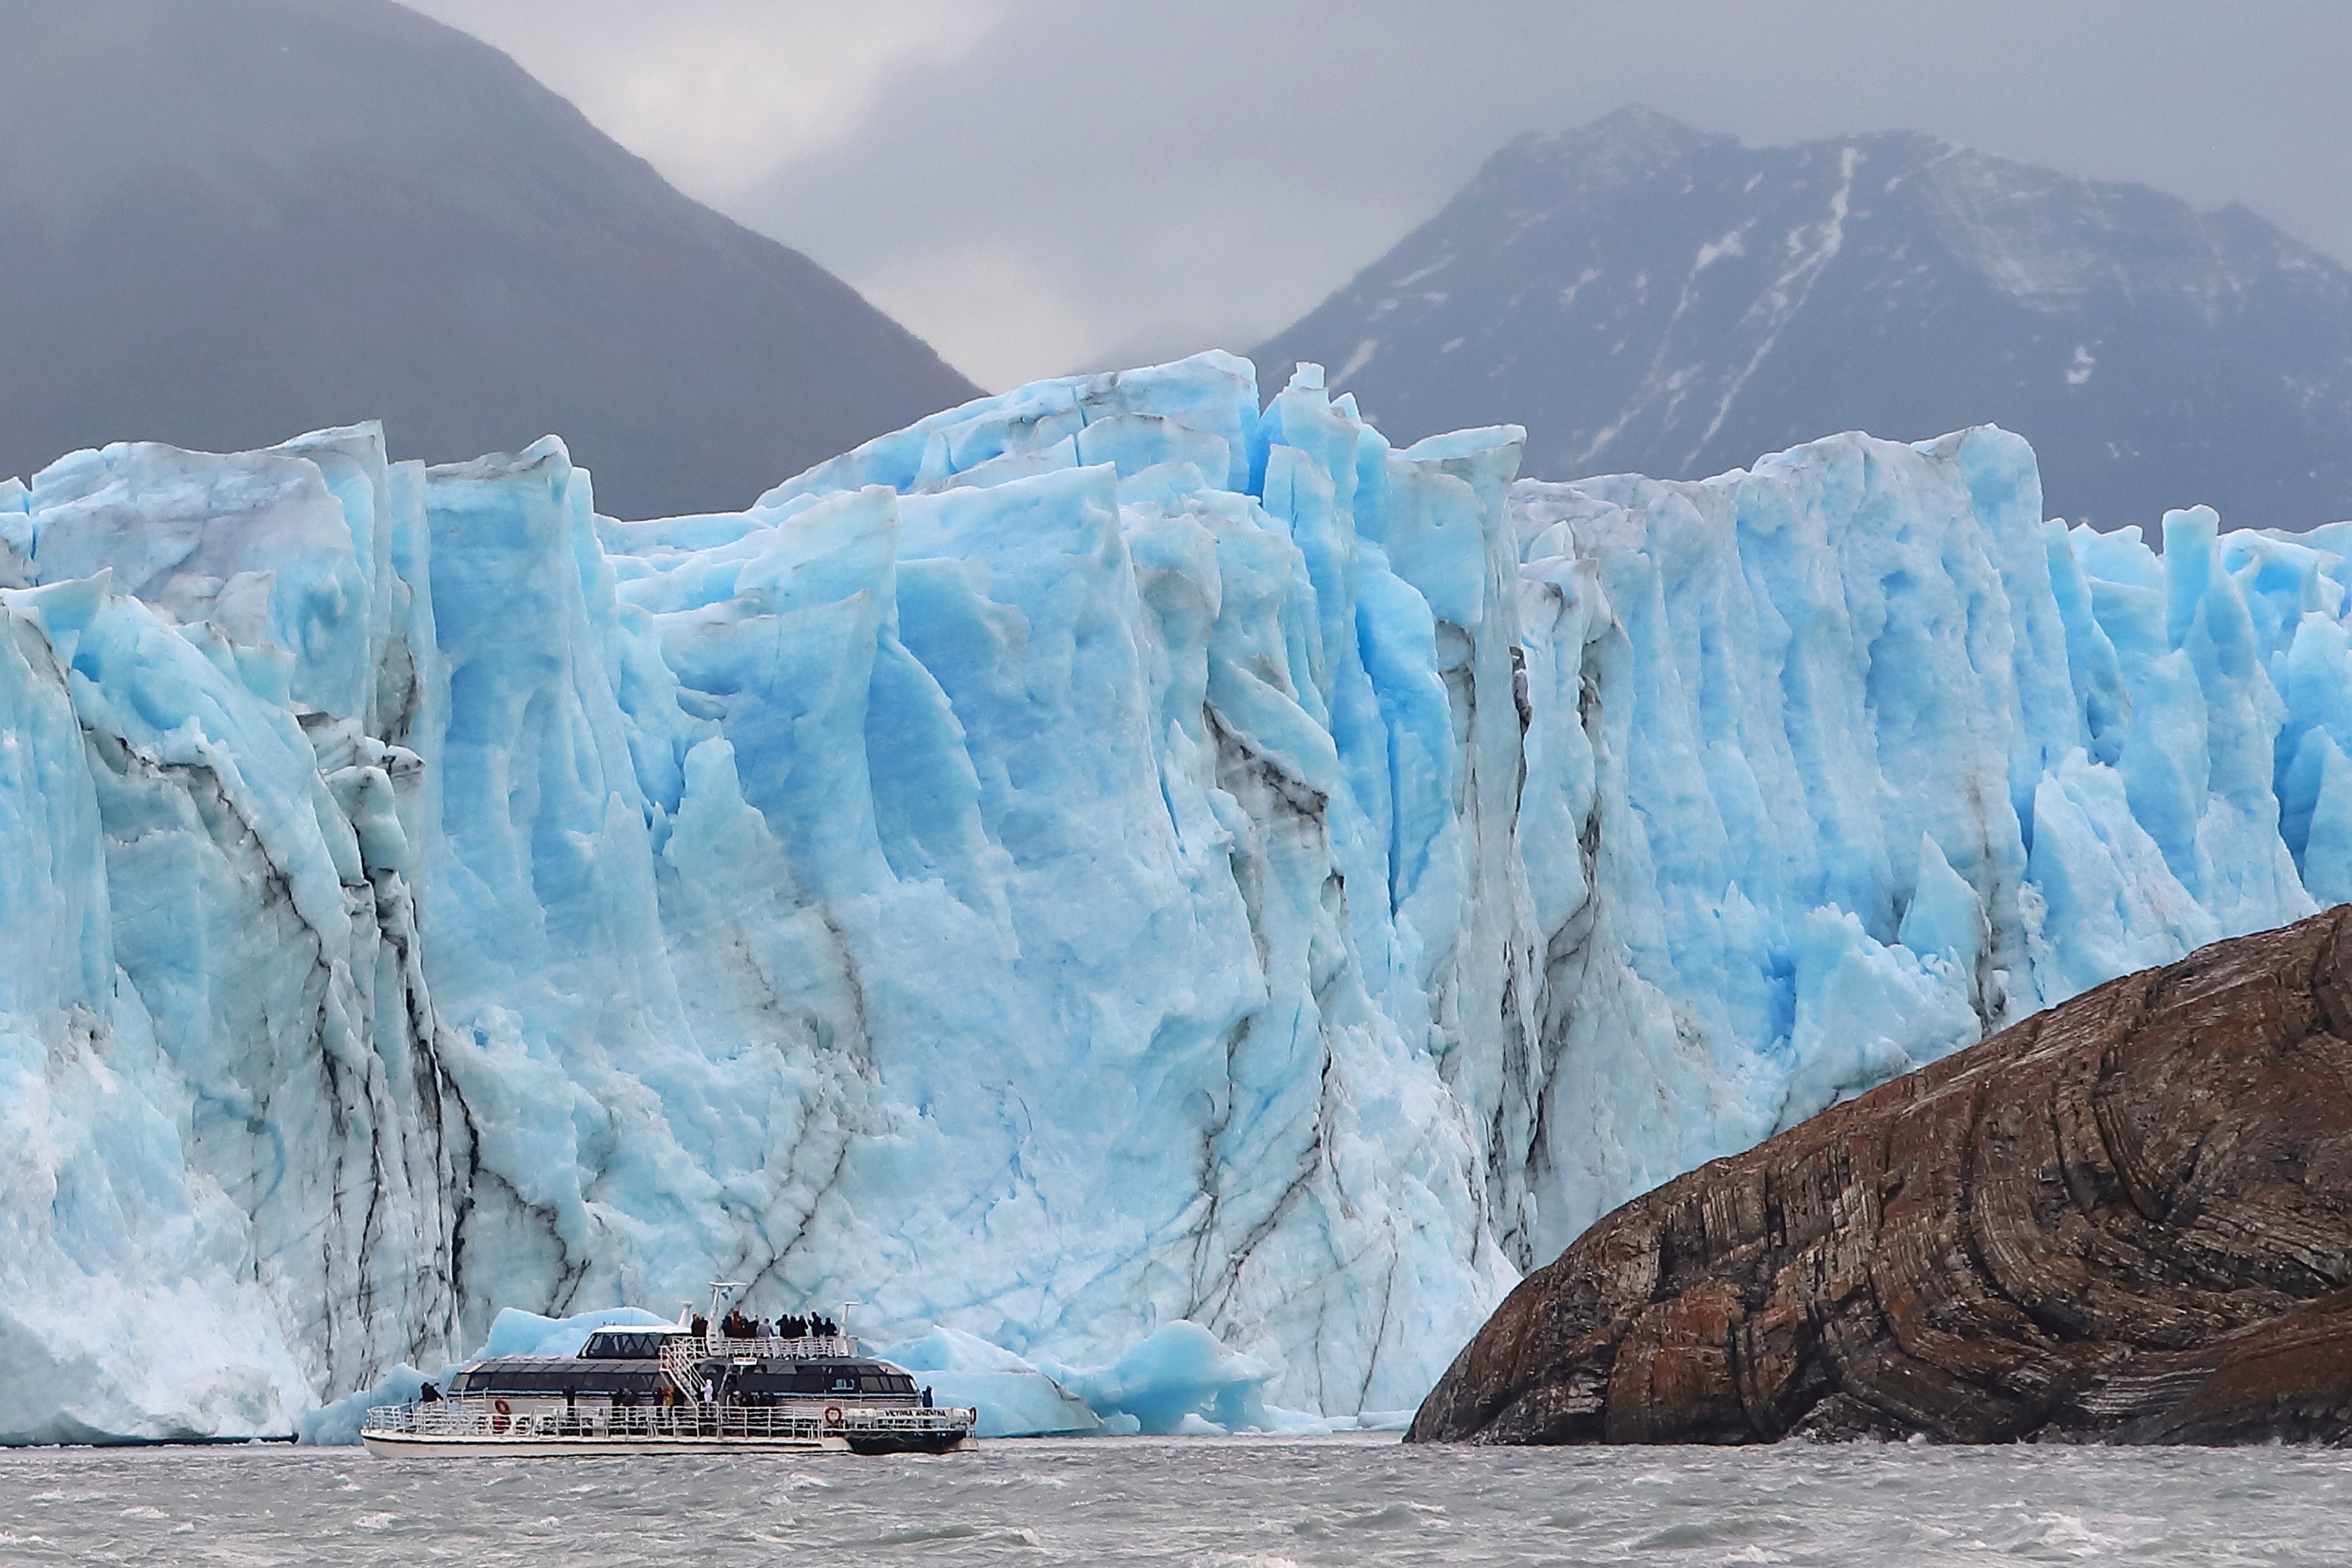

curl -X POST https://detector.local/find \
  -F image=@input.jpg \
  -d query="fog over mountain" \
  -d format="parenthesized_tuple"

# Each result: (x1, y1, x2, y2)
(0, 0, 979, 519)
(1257, 108, 2352, 532)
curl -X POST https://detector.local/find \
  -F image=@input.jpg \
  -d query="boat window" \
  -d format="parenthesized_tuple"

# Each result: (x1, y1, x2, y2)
(581, 1331, 668, 1359)
(464, 1367, 624, 1393)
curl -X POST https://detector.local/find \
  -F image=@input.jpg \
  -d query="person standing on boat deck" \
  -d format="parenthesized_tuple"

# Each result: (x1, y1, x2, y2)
(692, 1314, 708, 1338)
(921, 1386, 932, 1409)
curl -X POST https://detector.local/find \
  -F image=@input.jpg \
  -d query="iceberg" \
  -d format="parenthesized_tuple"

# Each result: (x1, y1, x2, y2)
(1031, 1321, 1274, 1437)
(1, 353, 2348, 1443)
(872, 1325, 1105, 1438)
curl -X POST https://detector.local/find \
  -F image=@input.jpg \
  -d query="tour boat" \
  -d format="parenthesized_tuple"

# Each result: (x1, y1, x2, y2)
(360, 1285, 975, 1458)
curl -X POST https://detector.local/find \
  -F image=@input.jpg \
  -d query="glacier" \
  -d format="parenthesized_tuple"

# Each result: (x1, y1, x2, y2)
(3, 351, 2350, 1443)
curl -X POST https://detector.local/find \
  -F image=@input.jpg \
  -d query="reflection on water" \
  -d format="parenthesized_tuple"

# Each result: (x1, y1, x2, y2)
(3, 1433, 2347, 1566)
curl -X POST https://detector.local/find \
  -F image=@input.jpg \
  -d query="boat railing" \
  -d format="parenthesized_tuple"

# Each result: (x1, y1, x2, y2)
(361, 1395, 975, 1442)
(658, 1334, 855, 1399)
(694, 1333, 857, 1361)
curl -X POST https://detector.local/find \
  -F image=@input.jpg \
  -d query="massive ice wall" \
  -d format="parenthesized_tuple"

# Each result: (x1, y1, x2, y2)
(1, 352, 2347, 1440)
(1505, 435, 2333, 1265)
(0, 432, 460, 1443)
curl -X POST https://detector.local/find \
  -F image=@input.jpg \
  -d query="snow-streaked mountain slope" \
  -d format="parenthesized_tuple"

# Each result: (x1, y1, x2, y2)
(1257, 107, 2352, 533)
(2, 354, 2347, 1440)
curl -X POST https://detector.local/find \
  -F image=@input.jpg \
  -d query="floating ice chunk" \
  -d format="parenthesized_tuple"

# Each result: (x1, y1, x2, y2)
(298, 1364, 439, 1448)
(875, 1326, 1101, 1438)
(1038, 1321, 1276, 1437)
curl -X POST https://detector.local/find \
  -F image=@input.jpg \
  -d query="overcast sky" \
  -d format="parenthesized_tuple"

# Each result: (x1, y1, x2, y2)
(407, 0, 2352, 391)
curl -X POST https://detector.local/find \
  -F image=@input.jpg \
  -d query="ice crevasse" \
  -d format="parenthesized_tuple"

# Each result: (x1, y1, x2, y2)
(1, 351, 2347, 1441)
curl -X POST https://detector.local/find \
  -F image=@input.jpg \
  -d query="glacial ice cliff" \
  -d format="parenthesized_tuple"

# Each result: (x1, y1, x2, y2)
(2, 352, 2348, 1441)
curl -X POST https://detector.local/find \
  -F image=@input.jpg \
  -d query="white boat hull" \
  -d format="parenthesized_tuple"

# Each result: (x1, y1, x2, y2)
(356, 1323, 978, 1459)
(360, 1430, 862, 1458)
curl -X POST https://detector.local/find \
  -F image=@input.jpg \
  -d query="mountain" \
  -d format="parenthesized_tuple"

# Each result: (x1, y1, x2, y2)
(0, 0, 979, 519)
(1255, 107, 2352, 532)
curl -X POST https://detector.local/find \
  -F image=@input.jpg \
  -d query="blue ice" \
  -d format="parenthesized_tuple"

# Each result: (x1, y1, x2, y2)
(3, 357, 2348, 1443)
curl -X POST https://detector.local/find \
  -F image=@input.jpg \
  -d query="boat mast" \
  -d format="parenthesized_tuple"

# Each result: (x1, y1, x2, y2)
(705, 1280, 748, 1348)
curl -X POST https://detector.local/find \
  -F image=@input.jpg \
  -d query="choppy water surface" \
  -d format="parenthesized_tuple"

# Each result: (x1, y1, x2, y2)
(4, 1435, 2346, 1566)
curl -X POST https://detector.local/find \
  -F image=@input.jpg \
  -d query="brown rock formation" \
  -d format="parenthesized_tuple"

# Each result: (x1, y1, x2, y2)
(1410, 907, 2352, 1445)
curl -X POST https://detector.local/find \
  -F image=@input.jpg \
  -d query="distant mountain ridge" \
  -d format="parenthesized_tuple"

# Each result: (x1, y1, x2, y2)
(1256, 107, 2352, 532)
(0, 0, 980, 519)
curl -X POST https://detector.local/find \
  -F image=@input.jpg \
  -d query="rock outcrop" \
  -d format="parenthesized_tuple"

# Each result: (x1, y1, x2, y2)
(1409, 908, 2352, 1445)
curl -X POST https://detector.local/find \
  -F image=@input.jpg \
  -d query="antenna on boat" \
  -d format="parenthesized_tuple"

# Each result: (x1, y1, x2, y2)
(706, 1281, 748, 1345)
(840, 1300, 861, 1343)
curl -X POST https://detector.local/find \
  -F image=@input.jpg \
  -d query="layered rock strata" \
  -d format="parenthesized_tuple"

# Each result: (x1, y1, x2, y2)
(1409, 907, 2352, 1445)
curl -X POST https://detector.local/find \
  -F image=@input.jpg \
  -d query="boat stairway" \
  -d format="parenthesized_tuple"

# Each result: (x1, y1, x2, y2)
(659, 1334, 857, 1400)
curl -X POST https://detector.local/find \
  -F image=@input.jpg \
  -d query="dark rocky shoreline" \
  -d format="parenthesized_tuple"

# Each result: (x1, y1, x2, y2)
(1410, 907, 2352, 1445)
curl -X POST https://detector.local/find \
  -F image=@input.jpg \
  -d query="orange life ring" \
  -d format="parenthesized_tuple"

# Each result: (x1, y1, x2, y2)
(822, 1404, 844, 1428)
(491, 1396, 512, 1433)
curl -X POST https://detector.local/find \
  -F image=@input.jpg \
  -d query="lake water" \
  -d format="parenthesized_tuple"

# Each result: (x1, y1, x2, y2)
(3, 1434, 2346, 1565)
